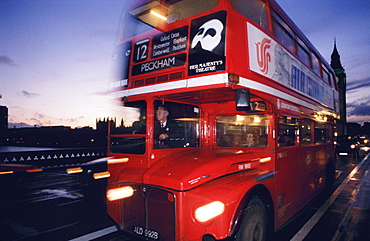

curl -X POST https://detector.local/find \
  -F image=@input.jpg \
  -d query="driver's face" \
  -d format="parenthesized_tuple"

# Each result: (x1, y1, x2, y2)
(156, 109, 168, 123)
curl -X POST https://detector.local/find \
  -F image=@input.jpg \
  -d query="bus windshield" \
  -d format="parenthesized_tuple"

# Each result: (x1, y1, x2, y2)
(121, 0, 218, 40)
(109, 100, 200, 154)
(110, 101, 147, 155)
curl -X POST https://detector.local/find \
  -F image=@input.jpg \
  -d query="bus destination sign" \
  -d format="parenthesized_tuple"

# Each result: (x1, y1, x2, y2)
(132, 53, 186, 76)
(131, 26, 188, 76)
(151, 26, 188, 58)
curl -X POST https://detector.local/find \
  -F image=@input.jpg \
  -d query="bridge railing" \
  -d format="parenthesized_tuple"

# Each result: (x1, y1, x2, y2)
(0, 147, 107, 169)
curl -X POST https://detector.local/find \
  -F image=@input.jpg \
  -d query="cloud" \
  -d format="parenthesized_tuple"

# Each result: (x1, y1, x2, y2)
(60, 116, 85, 124)
(30, 118, 44, 126)
(347, 96, 370, 116)
(347, 115, 370, 125)
(20, 90, 40, 98)
(11, 111, 87, 128)
(346, 76, 370, 125)
(29, 113, 86, 127)
(0, 55, 18, 66)
(8, 122, 34, 128)
(348, 105, 370, 116)
(347, 77, 370, 93)
(35, 112, 45, 119)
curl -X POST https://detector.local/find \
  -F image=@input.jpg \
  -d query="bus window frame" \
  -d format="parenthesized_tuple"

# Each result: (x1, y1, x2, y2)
(215, 113, 269, 148)
(272, 10, 294, 53)
(277, 116, 298, 148)
(311, 53, 321, 77)
(314, 122, 332, 144)
(299, 119, 313, 145)
(296, 38, 311, 68)
(153, 100, 201, 150)
(109, 100, 147, 155)
(229, 0, 269, 30)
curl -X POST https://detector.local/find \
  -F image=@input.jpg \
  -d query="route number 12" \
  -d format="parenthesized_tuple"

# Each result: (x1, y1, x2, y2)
(134, 39, 149, 63)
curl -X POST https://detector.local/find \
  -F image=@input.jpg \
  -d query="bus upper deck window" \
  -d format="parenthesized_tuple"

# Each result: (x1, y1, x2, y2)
(296, 41, 310, 67)
(272, 11, 294, 52)
(129, 0, 218, 27)
(230, 0, 268, 30)
(311, 53, 321, 76)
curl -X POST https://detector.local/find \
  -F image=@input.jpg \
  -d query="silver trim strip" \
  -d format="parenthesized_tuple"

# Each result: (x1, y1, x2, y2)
(110, 73, 329, 112)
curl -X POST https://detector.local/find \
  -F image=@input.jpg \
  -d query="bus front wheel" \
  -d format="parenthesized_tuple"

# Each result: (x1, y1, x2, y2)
(236, 197, 267, 241)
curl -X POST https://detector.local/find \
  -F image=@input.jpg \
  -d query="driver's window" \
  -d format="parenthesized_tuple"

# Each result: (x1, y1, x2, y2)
(154, 101, 199, 149)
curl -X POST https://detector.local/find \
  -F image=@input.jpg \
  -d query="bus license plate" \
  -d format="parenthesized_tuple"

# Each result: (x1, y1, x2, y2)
(133, 226, 160, 240)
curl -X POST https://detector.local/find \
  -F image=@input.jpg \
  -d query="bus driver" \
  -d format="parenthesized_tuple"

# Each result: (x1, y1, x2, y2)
(154, 106, 181, 148)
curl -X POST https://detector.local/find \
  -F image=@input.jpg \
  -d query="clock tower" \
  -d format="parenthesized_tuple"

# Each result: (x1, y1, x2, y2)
(330, 40, 347, 135)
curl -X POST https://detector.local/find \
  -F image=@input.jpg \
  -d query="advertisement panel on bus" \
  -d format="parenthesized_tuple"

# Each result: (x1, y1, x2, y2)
(248, 23, 334, 109)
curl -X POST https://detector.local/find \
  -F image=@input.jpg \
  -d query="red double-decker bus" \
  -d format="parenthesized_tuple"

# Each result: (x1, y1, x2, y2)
(106, 0, 339, 240)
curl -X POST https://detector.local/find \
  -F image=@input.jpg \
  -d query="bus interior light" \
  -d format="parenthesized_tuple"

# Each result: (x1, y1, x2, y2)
(254, 116, 261, 123)
(150, 10, 167, 21)
(129, 1, 159, 16)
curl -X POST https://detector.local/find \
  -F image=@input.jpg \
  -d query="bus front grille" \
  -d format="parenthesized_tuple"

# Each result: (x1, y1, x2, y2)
(121, 185, 176, 240)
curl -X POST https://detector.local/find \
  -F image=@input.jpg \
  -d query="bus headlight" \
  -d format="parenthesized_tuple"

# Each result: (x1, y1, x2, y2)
(195, 201, 225, 223)
(107, 186, 134, 201)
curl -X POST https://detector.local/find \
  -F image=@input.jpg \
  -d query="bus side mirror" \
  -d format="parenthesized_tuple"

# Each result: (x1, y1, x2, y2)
(236, 89, 250, 108)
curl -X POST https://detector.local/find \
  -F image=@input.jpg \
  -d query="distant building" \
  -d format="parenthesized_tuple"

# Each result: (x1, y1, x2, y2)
(0, 106, 8, 144)
(0, 106, 8, 130)
(96, 117, 116, 135)
(330, 40, 347, 136)
(347, 122, 362, 136)
(1, 106, 135, 148)
(3, 117, 111, 148)
(362, 122, 370, 136)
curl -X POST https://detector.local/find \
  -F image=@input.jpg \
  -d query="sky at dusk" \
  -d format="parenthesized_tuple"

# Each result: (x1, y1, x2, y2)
(1, 0, 369, 129)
